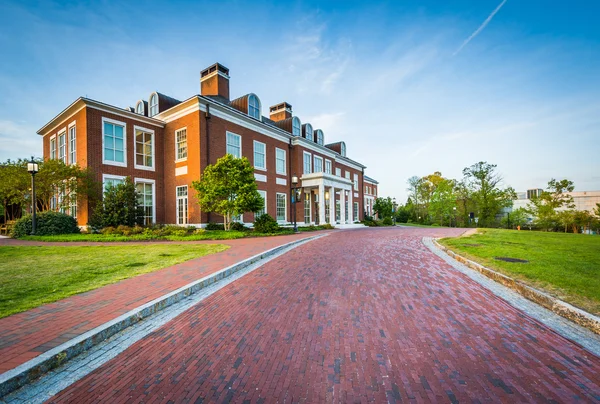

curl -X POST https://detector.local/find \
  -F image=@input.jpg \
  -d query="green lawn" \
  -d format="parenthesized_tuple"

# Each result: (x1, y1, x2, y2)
(0, 244, 229, 318)
(439, 229, 600, 314)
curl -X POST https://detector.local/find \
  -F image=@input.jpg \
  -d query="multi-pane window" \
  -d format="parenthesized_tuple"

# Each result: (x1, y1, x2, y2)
(354, 202, 359, 222)
(304, 192, 311, 224)
(335, 200, 340, 223)
(254, 141, 266, 169)
(325, 198, 330, 223)
(176, 186, 188, 225)
(345, 171, 351, 180)
(70, 195, 77, 219)
(341, 143, 346, 156)
(50, 137, 56, 159)
(303, 152, 311, 174)
(345, 198, 349, 222)
(104, 177, 125, 191)
(276, 148, 286, 174)
(276, 193, 286, 222)
(176, 128, 187, 161)
(335, 167, 341, 177)
(136, 102, 144, 115)
(304, 124, 313, 140)
(68, 125, 76, 164)
(256, 190, 266, 218)
(149, 93, 158, 117)
(316, 130, 324, 145)
(314, 156, 323, 173)
(136, 182, 154, 225)
(325, 160, 332, 174)
(226, 132, 241, 158)
(103, 120, 125, 165)
(354, 173, 359, 190)
(135, 129, 154, 168)
(248, 94, 260, 120)
(292, 117, 301, 137)
(58, 132, 66, 163)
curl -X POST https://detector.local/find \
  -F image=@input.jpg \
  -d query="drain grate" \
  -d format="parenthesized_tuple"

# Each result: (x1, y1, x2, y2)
(494, 257, 529, 263)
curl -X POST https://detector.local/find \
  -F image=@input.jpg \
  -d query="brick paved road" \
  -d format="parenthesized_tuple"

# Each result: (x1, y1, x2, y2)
(49, 227, 600, 403)
(0, 233, 312, 373)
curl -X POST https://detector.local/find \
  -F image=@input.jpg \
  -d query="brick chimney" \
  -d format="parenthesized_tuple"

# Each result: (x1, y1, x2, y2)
(200, 63, 230, 101)
(269, 102, 292, 122)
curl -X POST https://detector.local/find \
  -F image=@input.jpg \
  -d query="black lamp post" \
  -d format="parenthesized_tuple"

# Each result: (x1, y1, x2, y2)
(27, 157, 39, 235)
(392, 197, 397, 226)
(291, 174, 299, 232)
(453, 206, 457, 228)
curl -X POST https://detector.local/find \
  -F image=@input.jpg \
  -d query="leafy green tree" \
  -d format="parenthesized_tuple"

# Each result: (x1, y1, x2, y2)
(462, 162, 516, 227)
(192, 154, 264, 230)
(0, 159, 30, 222)
(406, 176, 423, 222)
(500, 207, 529, 229)
(395, 205, 410, 223)
(373, 197, 394, 220)
(528, 179, 575, 231)
(91, 177, 144, 228)
(429, 178, 456, 226)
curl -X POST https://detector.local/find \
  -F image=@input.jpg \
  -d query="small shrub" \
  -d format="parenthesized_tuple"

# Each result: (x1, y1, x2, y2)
(116, 225, 132, 236)
(382, 217, 393, 226)
(130, 225, 144, 235)
(101, 226, 118, 235)
(194, 228, 206, 235)
(206, 222, 225, 231)
(321, 224, 335, 230)
(253, 214, 279, 233)
(230, 221, 248, 232)
(12, 211, 80, 238)
(159, 225, 187, 236)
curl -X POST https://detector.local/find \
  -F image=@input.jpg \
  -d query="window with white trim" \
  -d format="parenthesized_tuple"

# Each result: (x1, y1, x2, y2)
(303, 152, 312, 174)
(325, 160, 332, 174)
(68, 125, 76, 164)
(354, 202, 359, 221)
(226, 132, 241, 158)
(314, 156, 323, 173)
(316, 129, 324, 145)
(136, 181, 154, 225)
(103, 176, 125, 192)
(341, 142, 346, 157)
(304, 192, 311, 224)
(58, 132, 66, 164)
(149, 93, 158, 117)
(176, 186, 188, 225)
(135, 128, 154, 169)
(354, 173, 359, 190)
(248, 94, 261, 120)
(256, 190, 266, 218)
(292, 117, 301, 137)
(70, 194, 77, 219)
(176, 128, 187, 161)
(335, 167, 341, 177)
(276, 193, 287, 222)
(253, 141, 266, 170)
(345, 171, 351, 180)
(103, 119, 126, 165)
(276, 148, 286, 175)
(304, 123, 313, 140)
(136, 102, 144, 115)
(50, 137, 56, 160)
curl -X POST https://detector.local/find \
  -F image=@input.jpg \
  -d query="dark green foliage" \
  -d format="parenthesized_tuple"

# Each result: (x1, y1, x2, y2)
(206, 222, 225, 231)
(253, 214, 279, 233)
(91, 178, 144, 228)
(395, 207, 410, 223)
(382, 217, 394, 226)
(230, 221, 248, 232)
(12, 211, 80, 238)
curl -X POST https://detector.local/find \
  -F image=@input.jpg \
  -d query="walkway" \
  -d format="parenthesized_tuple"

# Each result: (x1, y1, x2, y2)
(48, 227, 600, 402)
(0, 232, 314, 374)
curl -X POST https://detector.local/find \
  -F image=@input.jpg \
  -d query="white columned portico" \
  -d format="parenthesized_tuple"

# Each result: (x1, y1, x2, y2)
(329, 186, 336, 226)
(340, 190, 346, 224)
(318, 184, 325, 225)
(348, 190, 353, 223)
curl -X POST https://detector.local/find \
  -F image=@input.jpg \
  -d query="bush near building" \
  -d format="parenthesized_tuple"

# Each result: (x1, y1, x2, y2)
(11, 211, 80, 238)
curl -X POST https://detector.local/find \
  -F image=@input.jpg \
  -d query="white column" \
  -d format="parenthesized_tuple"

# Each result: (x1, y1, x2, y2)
(318, 184, 325, 225)
(348, 190, 353, 223)
(329, 186, 336, 226)
(340, 189, 346, 225)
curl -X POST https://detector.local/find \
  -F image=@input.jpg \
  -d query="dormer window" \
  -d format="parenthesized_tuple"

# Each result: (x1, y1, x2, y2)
(304, 123, 313, 140)
(341, 142, 346, 157)
(248, 94, 261, 120)
(149, 93, 158, 117)
(292, 117, 301, 137)
(136, 101, 144, 115)
(316, 129, 324, 145)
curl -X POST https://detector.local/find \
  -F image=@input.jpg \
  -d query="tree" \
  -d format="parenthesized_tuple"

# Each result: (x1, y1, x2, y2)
(500, 207, 529, 229)
(462, 162, 516, 228)
(528, 178, 575, 231)
(373, 197, 394, 220)
(91, 177, 144, 228)
(0, 159, 30, 222)
(428, 178, 456, 226)
(192, 154, 264, 230)
(406, 176, 423, 222)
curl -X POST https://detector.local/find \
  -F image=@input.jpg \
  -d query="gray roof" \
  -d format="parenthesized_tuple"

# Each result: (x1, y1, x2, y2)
(364, 175, 379, 184)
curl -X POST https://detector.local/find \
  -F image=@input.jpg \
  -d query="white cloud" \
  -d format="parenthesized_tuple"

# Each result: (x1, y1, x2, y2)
(0, 120, 41, 160)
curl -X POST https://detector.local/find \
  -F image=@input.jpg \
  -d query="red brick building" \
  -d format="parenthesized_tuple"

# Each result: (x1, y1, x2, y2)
(37, 62, 378, 227)
(364, 175, 379, 218)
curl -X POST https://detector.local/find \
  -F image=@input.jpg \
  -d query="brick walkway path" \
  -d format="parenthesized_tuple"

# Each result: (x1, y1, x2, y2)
(49, 227, 600, 403)
(0, 233, 314, 374)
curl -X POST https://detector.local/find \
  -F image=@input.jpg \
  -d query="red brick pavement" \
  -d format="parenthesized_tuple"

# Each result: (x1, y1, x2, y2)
(48, 227, 600, 403)
(0, 233, 314, 374)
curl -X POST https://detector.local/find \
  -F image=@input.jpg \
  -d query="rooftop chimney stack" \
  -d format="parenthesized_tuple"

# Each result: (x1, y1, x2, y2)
(200, 63, 230, 101)
(269, 102, 292, 122)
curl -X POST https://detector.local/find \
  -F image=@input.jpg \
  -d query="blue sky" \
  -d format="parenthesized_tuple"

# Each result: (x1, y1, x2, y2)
(1, 0, 599, 202)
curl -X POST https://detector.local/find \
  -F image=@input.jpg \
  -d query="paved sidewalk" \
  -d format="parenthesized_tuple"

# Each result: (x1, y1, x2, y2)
(0, 233, 315, 374)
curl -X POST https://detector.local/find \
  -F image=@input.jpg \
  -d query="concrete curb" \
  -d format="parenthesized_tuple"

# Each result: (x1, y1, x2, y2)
(431, 238, 600, 336)
(0, 234, 323, 398)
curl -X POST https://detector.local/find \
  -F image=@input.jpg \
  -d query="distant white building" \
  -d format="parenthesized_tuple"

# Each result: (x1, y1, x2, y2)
(512, 189, 600, 213)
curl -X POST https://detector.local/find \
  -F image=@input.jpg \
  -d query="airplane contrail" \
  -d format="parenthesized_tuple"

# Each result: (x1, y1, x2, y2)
(453, 0, 508, 56)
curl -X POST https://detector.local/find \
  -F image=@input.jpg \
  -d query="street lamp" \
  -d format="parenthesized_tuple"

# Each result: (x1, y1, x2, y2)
(27, 157, 39, 235)
(291, 174, 300, 232)
(453, 206, 457, 228)
(392, 197, 397, 226)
